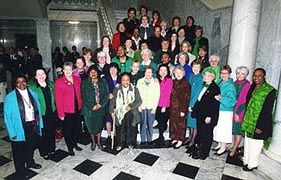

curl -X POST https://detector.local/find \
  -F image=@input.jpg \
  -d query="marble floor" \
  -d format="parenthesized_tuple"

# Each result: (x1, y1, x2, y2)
(0, 109, 280, 180)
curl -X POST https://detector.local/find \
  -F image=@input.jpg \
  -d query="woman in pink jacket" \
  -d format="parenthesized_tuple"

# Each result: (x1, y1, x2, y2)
(229, 66, 250, 157)
(154, 64, 173, 146)
(55, 62, 83, 156)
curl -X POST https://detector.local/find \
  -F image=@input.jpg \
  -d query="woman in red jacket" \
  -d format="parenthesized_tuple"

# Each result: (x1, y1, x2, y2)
(112, 22, 131, 51)
(55, 61, 83, 156)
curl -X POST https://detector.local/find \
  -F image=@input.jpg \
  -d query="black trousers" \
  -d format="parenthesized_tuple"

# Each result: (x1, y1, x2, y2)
(64, 113, 79, 151)
(11, 124, 38, 176)
(38, 114, 56, 156)
(197, 118, 214, 157)
(116, 111, 136, 146)
(156, 106, 170, 137)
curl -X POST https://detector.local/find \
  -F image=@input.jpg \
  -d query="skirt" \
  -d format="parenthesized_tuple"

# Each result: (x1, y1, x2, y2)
(213, 111, 233, 143)
(232, 121, 243, 135)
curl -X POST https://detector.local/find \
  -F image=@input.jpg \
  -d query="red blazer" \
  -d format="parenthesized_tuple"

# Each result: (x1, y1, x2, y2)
(55, 75, 82, 118)
(152, 19, 161, 27)
(112, 32, 131, 51)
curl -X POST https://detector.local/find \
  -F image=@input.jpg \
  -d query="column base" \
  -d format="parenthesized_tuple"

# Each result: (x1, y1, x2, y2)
(264, 148, 281, 163)
(264, 122, 281, 163)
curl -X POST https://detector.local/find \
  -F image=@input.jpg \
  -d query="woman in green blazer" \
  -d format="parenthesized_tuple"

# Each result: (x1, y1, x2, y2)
(81, 65, 109, 151)
(29, 68, 56, 159)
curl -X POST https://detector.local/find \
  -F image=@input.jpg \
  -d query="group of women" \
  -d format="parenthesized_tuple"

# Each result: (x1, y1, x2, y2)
(3, 7, 278, 178)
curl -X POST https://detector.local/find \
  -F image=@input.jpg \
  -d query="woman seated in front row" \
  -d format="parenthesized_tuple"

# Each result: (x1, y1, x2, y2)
(109, 72, 142, 151)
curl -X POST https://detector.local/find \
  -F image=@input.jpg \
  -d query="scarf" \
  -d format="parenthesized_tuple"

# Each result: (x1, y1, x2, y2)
(242, 83, 276, 147)
(115, 84, 135, 124)
(16, 89, 40, 134)
(192, 37, 200, 56)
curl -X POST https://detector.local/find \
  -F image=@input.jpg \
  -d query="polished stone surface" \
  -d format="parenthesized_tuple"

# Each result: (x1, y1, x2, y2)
(0, 114, 280, 180)
(227, 0, 262, 79)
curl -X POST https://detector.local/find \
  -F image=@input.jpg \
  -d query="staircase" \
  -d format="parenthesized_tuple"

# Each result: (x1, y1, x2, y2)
(114, 10, 127, 24)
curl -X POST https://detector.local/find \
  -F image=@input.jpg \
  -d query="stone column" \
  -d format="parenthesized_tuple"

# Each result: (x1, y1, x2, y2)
(35, 19, 53, 80)
(97, 19, 101, 48)
(227, 0, 262, 78)
(265, 77, 281, 162)
(255, 0, 281, 163)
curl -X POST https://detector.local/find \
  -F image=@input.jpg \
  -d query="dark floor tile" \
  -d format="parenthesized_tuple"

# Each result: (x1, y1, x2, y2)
(73, 159, 102, 176)
(0, 155, 11, 166)
(113, 171, 140, 180)
(221, 174, 243, 180)
(134, 152, 159, 166)
(226, 154, 243, 167)
(2, 136, 10, 142)
(172, 162, 199, 179)
(48, 149, 69, 163)
(5, 169, 38, 180)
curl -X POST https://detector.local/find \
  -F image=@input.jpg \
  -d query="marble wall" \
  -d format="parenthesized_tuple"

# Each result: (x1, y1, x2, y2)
(50, 21, 98, 54)
(35, 20, 52, 76)
(0, 20, 36, 49)
(256, 0, 281, 88)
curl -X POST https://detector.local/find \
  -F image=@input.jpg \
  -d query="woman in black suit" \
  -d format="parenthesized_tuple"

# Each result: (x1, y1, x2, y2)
(190, 68, 220, 160)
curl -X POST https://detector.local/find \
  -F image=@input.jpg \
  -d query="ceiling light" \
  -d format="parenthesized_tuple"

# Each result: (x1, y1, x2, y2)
(68, 21, 80, 25)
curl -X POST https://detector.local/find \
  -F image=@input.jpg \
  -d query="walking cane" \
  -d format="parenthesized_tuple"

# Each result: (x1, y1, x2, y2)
(111, 113, 116, 150)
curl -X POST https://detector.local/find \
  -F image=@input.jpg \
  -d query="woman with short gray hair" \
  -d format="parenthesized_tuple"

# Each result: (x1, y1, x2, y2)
(229, 66, 250, 157)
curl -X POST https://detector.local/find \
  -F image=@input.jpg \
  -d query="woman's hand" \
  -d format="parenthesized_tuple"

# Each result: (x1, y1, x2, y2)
(180, 112, 185, 117)
(60, 117, 64, 121)
(109, 93, 114, 99)
(151, 109, 156, 114)
(161, 107, 166, 113)
(205, 117, 211, 124)
(188, 107, 192, 112)
(92, 104, 101, 110)
(234, 114, 240, 122)
(255, 128, 262, 134)
(214, 94, 221, 101)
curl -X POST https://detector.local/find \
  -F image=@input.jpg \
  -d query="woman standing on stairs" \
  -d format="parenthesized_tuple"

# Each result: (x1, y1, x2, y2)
(154, 64, 173, 146)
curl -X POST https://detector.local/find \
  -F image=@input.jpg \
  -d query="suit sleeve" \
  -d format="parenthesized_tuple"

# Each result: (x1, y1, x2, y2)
(54, 80, 64, 119)
(4, 96, 17, 139)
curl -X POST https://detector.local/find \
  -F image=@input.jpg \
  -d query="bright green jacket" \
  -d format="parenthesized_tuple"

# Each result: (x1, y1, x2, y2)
(28, 81, 56, 115)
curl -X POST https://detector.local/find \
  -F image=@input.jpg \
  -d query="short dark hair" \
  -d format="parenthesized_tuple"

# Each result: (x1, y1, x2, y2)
(75, 56, 86, 67)
(33, 67, 48, 83)
(14, 74, 27, 85)
(139, 5, 148, 14)
(254, 68, 266, 76)
(195, 25, 203, 34)
(157, 63, 171, 81)
(116, 22, 125, 32)
(190, 59, 203, 68)
(152, 10, 160, 18)
(153, 25, 161, 31)
(186, 16, 195, 25)
(140, 15, 149, 23)
(120, 72, 131, 82)
(127, 7, 136, 14)
(221, 64, 232, 74)
(172, 16, 181, 25)
(108, 62, 120, 74)
(87, 65, 101, 78)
